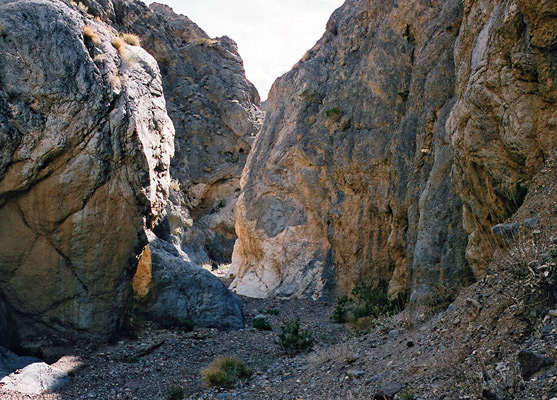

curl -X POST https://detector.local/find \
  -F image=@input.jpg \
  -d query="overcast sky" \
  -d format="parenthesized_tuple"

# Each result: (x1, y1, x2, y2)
(146, 0, 345, 100)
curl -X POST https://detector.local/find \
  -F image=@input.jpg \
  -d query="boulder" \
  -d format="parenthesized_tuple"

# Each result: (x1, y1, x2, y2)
(133, 233, 244, 330)
(0, 0, 174, 343)
(518, 349, 554, 379)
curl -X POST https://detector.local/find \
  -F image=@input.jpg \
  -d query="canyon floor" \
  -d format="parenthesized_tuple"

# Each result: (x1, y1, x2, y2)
(1, 264, 555, 400)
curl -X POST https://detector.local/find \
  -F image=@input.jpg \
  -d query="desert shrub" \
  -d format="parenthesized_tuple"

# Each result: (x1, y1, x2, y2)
(253, 316, 272, 331)
(201, 356, 253, 388)
(82, 25, 100, 44)
(299, 89, 324, 104)
(399, 389, 416, 400)
(330, 295, 351, 323)
(331, 284, 408, 326)
(120, 32, 141, 46)
(325, 107, 343, 121)
(397, 89, 410, 101)
(111, 37, 125, 53)
(277, 318, 314, 354)
(267, 308, 280, 315)
(164, 384, 184, 400)
(420, 283, 456, 313)
(196, 38, 217, 47)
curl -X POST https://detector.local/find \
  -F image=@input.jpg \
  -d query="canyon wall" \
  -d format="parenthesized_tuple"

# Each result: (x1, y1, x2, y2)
(0, 0, 174, 344)
(230, 0, 556, 299)
(105, 0, 263, 264)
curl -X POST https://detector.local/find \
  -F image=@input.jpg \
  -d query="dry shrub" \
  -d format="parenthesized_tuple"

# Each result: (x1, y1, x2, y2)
(201, 356, 252, 388)
(83, 25, 100, 44)
(120, 32, 141, 46)
(111, 37, 125, 53)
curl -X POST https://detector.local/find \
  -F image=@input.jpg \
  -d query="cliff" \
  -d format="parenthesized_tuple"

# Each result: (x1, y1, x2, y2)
(229, 0, 556, 300)
(0, 0, 174, 344)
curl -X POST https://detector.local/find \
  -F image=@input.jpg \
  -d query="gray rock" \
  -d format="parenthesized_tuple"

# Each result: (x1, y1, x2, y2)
(523, 217, 537, 228)
(0, 302, 10, 348)
(0, 347, 68, 394)
(517, 349, 554, 379)
(492, 223, 520, 240)
(138, 233, 244, 330)
(107, 1, 263, 264)
(0, 0, 173, 344)
(346, 370, 366, 378)
(388, 330, 400, 340)
(374, 382, 404, 398)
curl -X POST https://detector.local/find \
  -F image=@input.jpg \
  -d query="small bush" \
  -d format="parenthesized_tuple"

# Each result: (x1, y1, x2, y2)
(120, 32, 141, 46)
(83, 25, 100, 44)
(325, 107, 343, 121)
(164, 384, 184, 400)
(299, 89, 324, 104)
(277, 318, 314, 354)
(201, 357, 253, 388)
(253, 317, 272, 331)
(420, 283, 456, 313)
(267, 308, 280, 315)
(399, 389, 416, 400)
(397, 89, 410, 102)
(330, 295, 351, 323)
(158, 317, 194, 332)
(196, 38, 217, 47)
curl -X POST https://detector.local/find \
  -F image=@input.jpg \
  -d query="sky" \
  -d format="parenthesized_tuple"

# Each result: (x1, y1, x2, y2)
(146, 0, 345, 100)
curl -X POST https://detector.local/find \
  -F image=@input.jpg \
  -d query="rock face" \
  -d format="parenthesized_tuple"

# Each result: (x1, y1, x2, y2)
(0, 0, 174, 343)
(230, 0, 556, 299)
(104, 0, 263, 264)
(133, 233, 244, 330)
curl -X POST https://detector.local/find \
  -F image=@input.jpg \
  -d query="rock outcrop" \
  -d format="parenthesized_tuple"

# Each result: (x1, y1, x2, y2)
(0, 0, 174, 344)
(104, 0, 263, 264)
(230, 0, 556, 299)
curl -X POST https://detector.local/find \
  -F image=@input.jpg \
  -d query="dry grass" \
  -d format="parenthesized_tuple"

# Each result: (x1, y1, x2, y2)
(83, 25, 100, 44)
(111, 37, 125, 53)
(120, 32, 141, 46)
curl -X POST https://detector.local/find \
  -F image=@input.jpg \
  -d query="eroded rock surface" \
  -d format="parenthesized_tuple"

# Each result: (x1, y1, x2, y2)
(0, 0, 174, 343)
(133, 233, 244, 330)
(230, 0, 556, 299)
(105, 0, 263, 264)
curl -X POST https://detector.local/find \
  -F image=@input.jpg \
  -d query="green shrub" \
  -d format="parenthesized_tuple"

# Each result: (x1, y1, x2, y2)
(325, 107, 343, 121)
(267, 308, 280, 315)
(331, 284, 408, 325)
(158, 317, 194, 332)
(201, 357, 253, 388)
(277, 318, 314, 354)
(253, 317, 272, 331)
(330, 295, 351, 323)
(164, 384, 184, 400)
(397, 89, 410, 102)
(399, 389, 416, 400)
(299, 89, 324, 104)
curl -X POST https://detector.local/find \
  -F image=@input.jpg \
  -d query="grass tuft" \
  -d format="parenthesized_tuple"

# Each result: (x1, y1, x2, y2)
(201, 356, 253, 388)
(83, 25, 100, 44)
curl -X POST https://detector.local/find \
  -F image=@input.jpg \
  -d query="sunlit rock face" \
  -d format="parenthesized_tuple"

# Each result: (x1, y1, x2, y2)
(103, 0, 263, 265)
(230, 0, 556, 300)
(0, 0, 174, 344)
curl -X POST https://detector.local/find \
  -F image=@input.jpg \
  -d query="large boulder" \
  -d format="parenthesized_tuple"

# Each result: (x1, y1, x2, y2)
(133, 233, 244, 329)
(230, 0, 556, 299)
(0, 0, 174, 344)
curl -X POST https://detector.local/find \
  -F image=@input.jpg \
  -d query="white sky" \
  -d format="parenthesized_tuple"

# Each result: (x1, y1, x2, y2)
(146, 0, 345, 100)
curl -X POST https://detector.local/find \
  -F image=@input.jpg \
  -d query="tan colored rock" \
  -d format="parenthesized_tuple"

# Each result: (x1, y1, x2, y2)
(0, 0, 173, 344)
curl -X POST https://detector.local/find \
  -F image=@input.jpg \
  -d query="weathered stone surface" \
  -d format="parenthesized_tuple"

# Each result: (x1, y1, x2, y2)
(107, 1, 263, 264)
(134, 233, 244, 330)
(0, 347, 69, 394)
(230, 0, 556, 300)
(0, 0, 173, 343)
(448, 0, 557, 275)
(0, 302, 9, 348)
(518, 349, 554, 379)
(231, 0, 470, 299)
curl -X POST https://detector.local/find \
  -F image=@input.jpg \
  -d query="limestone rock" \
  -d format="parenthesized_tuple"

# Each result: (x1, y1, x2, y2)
(230, 0, 556, 299)
(231, 0, 470, 299)
(0, 0, 174, 343)
(107, 0, 263, 264)
(134, 233, 244, 330)
(0, 347, 69, 394)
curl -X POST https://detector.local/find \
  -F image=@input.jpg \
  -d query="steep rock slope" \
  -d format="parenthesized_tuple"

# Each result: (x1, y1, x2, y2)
(230, 0, 556, 299)
(105, 0, 263, 264)
(0, 0, 174, 344)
